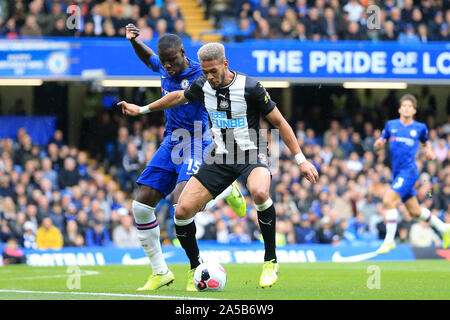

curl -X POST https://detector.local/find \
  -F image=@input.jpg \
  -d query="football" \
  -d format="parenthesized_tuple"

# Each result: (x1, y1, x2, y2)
(193, 262, 227, 292)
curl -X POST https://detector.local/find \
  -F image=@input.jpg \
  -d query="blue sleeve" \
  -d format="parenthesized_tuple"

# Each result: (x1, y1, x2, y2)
(420, 123, 429, 143)
(148, 55, 161, 73)
(381, 122, 390, 140)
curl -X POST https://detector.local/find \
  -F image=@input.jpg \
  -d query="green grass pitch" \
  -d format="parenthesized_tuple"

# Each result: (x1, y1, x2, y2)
(0, 260, 449, 300)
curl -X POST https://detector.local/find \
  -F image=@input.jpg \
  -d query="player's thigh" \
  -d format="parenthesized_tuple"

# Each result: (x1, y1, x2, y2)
(135, 184, 163, 208)
(175, 176, 214, 220)
(172, 180, 188, 204)
(245, 166, 272, 205)
(403, 196, 422, 217)
(136, 165, 178, 205)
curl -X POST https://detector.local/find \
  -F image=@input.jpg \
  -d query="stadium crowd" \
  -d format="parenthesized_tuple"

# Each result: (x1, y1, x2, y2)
(1, 88, 449, 260)
(1, 0, 450, 41)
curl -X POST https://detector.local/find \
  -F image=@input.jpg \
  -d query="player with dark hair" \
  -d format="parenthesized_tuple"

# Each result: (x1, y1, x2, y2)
(118, 42, 319, 290)
(125, 26, 246, 291)
(374, 93, 449, 254)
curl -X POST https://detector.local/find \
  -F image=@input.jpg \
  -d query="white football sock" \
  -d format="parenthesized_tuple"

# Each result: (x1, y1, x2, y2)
(419, 207, 448, 234)
(132, 200, 168, 275)
(384, 208, 399, 244)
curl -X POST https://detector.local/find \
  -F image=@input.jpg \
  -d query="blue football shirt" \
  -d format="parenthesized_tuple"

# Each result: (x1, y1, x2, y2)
(381, 119, 429, 175)
(148, 55, 210, 146)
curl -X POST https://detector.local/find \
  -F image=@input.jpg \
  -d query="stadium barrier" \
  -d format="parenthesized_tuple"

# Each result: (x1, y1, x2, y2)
(5, 241, 448, 267)
(0, 38, 449, 84)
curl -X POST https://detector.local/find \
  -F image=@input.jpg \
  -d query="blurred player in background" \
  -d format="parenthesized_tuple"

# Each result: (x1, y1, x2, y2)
(118, 42, 319, 290)
(125, 26, 246, 291)
(374, 94, 450, 254)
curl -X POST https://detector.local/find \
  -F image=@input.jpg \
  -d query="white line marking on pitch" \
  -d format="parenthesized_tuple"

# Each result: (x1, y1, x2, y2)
(0, 289, 220, 300)
(0, 270, 100, 281)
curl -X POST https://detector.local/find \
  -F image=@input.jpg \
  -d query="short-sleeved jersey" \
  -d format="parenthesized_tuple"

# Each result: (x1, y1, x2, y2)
(381, 119, 429, 175)
(184, 71, 276, 155)
(148, 55, 210, 146)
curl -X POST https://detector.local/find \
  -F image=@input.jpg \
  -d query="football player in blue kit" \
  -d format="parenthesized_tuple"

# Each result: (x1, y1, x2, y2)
(374, 94, 449, 254)
(124, 25, 246, 290)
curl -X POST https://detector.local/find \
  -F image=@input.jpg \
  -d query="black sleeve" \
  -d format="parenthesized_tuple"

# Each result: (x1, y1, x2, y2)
(184, 76, 206, 103)
(246, 78, 276, 115)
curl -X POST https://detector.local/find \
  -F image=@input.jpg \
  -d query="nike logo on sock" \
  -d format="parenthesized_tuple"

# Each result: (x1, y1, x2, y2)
(258, 219, 272, 226)
(175, 232, 188, 238)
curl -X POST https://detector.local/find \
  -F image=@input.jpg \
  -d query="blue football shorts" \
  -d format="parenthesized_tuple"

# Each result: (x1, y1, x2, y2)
(390, 168, 419, 202)
(136, 141, 212, 197)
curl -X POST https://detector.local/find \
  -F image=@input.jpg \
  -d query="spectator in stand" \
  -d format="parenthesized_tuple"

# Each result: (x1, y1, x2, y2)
(63, 219, 84, 247)
(293, 213, 318, 243)
(2, 238, 26, 265)
(344, 21, 367, 40)
(118, 141, 144, 192)
(85, 219, 111, 246)
(36, 217, 63, 249)
(20, 14, 42, 36)
(113, 213, 140, 247)
(58, 157, 80, 189)
(401, 0, 414, 23)
(343, 0, 364, 23)
(398, 23, 420, 42)
(304, 7, 325, 40)
(438, 23, 450, 41)
(173, 18, 190, 39)
(409, 220, 441, 247)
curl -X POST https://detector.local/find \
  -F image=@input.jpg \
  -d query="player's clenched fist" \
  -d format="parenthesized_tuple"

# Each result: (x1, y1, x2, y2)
(126, 23, 139, 40)
(299, 161, 319, 184)
(117, 101, 140, 116)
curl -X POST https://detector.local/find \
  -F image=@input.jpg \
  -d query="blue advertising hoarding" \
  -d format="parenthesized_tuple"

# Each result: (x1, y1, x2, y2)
(0, 38, 449, 83)
(13, 242, 416, 267)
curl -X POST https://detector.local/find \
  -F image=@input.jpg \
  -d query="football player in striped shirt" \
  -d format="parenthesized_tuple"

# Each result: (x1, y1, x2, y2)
(119, 42, 319, 289)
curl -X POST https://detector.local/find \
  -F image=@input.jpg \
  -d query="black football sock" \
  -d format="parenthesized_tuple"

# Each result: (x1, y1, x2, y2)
(256, 202, 277, 262)
(174, 219, 202, 270)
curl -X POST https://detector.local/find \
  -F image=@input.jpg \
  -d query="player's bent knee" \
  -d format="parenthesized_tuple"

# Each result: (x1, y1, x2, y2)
(174, 203, 195, 221)
(250, 187, 270, 205)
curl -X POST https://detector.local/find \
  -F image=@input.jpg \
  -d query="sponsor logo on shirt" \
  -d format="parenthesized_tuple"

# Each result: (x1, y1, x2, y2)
(209, 111, 247, 128)
(391, 136, 414, 146)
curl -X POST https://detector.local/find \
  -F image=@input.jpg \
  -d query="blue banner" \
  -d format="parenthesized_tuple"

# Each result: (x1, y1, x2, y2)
(13, 242, 415, 267)
(0, 38, 449, 83)
(0, 116, 56, 146)
(0, 40, 71, 77)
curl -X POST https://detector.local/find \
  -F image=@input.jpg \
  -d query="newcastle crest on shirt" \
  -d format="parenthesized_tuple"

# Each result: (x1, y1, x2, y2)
(219, 99, 230, 109)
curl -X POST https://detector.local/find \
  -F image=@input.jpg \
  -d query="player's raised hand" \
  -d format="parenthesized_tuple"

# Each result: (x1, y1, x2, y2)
(373, 137, 386, 152)
(117, 101, 140, 116)
(126, 23, 140, 40)
(299, 161, 319, 184)
(425, 148, 436, 161)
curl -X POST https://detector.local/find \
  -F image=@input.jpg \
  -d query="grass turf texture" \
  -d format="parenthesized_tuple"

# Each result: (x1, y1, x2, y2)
(0, 260, 448, 300)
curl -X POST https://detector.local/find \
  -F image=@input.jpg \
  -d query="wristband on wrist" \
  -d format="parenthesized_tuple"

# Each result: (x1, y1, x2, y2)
(139, 105, 151, 114)
(295, 152, 306, 165)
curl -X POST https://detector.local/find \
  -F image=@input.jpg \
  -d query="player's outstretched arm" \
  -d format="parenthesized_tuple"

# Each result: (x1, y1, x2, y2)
(126, 23, 156, 68)
(118, 90, 188, 116)
(265, 107, 319, 184)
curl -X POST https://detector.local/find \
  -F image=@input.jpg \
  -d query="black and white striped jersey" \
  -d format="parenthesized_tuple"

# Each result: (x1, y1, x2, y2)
(184, 71, 276, 157)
